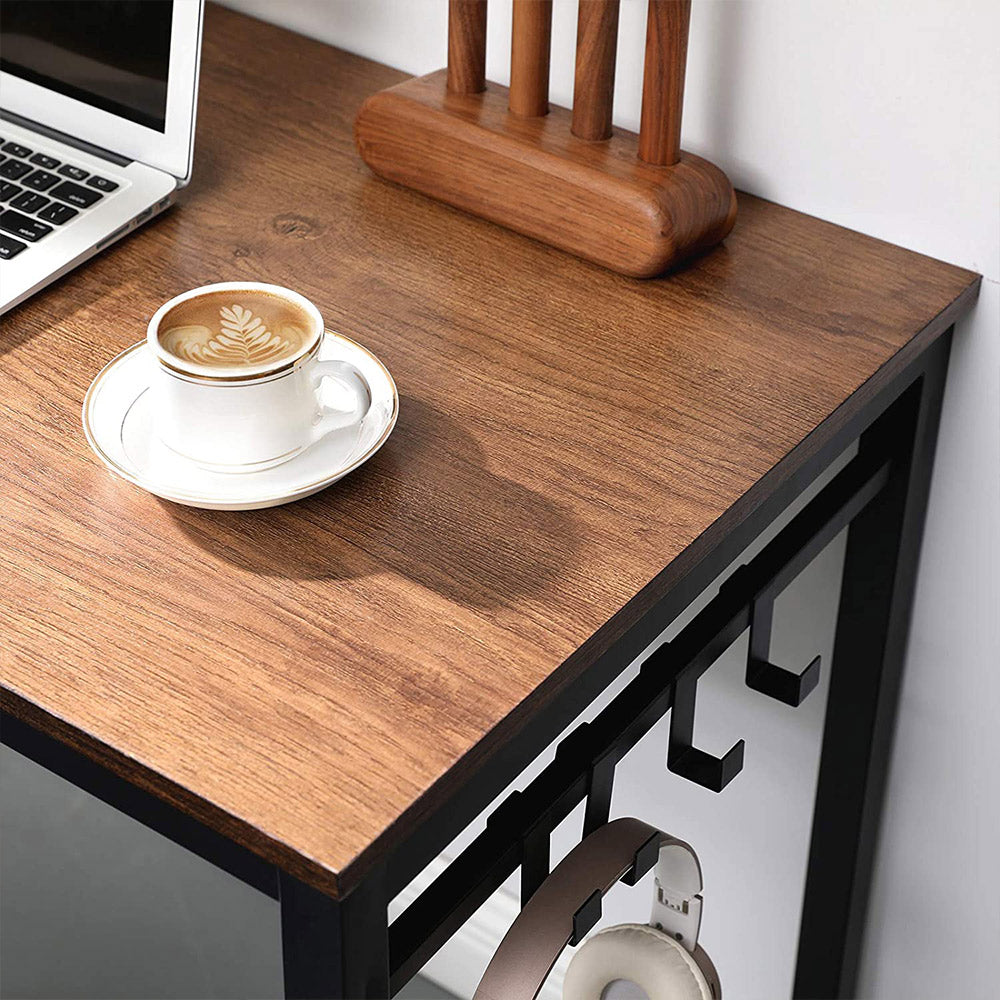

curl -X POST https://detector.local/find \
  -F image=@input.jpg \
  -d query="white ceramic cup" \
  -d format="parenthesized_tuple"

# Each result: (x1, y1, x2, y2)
(146, 282, 372, 472)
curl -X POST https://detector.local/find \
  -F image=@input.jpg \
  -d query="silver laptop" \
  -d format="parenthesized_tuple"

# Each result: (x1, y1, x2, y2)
(0, 0, 203, 314)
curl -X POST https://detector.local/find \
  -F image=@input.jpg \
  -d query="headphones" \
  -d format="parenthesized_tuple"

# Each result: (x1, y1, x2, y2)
(474, 818, 720, 1000)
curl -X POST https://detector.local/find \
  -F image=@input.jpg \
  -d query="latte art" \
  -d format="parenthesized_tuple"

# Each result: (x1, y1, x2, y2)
(161, 306, 303, 367)
(156, 291, 316, 373)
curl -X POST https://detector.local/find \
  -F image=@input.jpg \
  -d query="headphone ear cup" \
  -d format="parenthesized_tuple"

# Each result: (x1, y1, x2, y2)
(690, 943, 721, 999)
(563, 924, 719, 1000)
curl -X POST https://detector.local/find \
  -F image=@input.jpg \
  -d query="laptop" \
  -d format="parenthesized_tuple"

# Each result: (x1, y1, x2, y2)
(0, 0, 203, 314)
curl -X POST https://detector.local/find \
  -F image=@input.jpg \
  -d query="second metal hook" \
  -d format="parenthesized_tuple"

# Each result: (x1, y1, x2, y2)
(667, 669, 745, 793)
(724, 565, 822, 708)
(747, 587, 821, 708)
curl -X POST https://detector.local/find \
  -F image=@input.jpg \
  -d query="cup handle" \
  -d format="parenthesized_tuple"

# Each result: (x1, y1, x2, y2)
(309, 359, 373, 443)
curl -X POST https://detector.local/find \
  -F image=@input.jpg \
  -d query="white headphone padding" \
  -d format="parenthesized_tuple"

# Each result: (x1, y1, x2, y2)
(563, 924, 713, 1000)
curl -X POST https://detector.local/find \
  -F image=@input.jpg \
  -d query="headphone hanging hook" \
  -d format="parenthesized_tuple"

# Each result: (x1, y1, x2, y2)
(667, 666, 745, 792)
(729, 564, 822, 707)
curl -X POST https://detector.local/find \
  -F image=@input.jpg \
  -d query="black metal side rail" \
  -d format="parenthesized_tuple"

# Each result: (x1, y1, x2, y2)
(388, 446, 891, 991)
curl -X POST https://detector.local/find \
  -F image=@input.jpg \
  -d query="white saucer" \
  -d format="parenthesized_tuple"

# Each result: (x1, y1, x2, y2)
(83, 332, 398, 510)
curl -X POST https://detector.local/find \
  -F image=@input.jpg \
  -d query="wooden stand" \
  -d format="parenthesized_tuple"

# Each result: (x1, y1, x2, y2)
(355, 0, 736, 277)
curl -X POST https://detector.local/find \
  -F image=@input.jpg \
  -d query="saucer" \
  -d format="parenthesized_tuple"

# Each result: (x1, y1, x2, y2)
(83, 331, 398, 510)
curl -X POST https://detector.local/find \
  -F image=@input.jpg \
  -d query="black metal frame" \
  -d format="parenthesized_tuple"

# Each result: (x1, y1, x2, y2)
(2, 332, 951, 1000)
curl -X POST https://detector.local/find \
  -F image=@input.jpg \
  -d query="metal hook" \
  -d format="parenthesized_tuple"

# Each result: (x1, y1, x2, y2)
(747, 587, 821, 707)
(667, 670, 745, 792)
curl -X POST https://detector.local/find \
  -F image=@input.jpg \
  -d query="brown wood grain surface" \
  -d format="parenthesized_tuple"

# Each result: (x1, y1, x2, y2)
(509, 0, 553, 117)
(0, 5, 980, 899)
(572, 0, 621, 142)
(447, 0, 488, 95)
(639, 0, 691, 165)
(356, 70, 737, 276)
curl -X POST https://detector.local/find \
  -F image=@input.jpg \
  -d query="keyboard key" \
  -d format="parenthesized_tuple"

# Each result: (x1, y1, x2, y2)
(0, 159, 33, 181)
(0, 234, 29, 259)
(24, 169, 60, 192)
(37, 201, 78, 225)
(10, 191, 49, 213)
(0, 209, 53, 242)
(0, 181, 22, 202)
(57, 163, 88, 181)
(2, 142, 32, 158)
(29, 152, 60, 170)
(0, 154, 5, 163)
(50, 180, 102, 208)
(86, 175, 119, 192)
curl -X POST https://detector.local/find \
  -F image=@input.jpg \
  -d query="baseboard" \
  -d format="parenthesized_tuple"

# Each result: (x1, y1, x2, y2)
(390, 855, 570, 1000)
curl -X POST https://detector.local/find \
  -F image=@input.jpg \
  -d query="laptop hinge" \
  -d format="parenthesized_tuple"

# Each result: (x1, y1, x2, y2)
(0, 109, 132, 167)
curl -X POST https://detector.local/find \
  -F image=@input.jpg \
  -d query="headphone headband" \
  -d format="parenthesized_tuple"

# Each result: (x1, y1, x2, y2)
(473, 818, 707, 1000)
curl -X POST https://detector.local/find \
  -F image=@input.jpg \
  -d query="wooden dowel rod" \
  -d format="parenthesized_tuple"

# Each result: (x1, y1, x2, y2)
(571, 0, 620, 141)
(509, 0, 553, 117)
(447, 0, 488, 94)
(638, 0, 691, 165)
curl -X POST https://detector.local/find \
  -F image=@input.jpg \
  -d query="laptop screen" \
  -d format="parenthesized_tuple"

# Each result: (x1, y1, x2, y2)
(0, 1, 173, 132)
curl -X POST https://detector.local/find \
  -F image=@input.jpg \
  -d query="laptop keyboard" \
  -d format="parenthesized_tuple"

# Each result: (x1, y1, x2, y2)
(0, 136, 121, 261)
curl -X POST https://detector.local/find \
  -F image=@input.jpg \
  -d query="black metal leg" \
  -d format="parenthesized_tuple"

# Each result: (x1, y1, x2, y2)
(280, 866, 389, 999)
(794, 332, 952, 999)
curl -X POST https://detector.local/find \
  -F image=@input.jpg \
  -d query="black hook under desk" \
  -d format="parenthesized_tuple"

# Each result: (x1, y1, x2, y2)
(667, 666, 746, 792)
(728, 565, 823, 708)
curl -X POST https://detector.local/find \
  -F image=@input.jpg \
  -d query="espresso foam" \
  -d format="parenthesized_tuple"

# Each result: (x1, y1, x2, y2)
(158, 290, 314, 371)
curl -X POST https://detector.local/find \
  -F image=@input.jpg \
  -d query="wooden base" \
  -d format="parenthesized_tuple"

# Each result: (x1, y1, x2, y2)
(354, 70, 737, 277)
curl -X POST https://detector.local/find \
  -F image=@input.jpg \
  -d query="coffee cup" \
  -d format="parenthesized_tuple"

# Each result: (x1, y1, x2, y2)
(146, 281, 372, 472)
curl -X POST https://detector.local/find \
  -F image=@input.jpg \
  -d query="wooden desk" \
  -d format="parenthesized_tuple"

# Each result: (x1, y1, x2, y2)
(1, 6, 980, 998)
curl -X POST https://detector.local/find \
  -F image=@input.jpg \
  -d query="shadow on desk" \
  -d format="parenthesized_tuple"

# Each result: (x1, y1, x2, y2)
(164, 395, 583, 610)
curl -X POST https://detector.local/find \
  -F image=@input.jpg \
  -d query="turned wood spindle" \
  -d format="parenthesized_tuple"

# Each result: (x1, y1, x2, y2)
(447, 0, 488, 94)
(571, 0, 621, 141)
(509, 0, 553, 117)
(638, 0, 691, 165)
